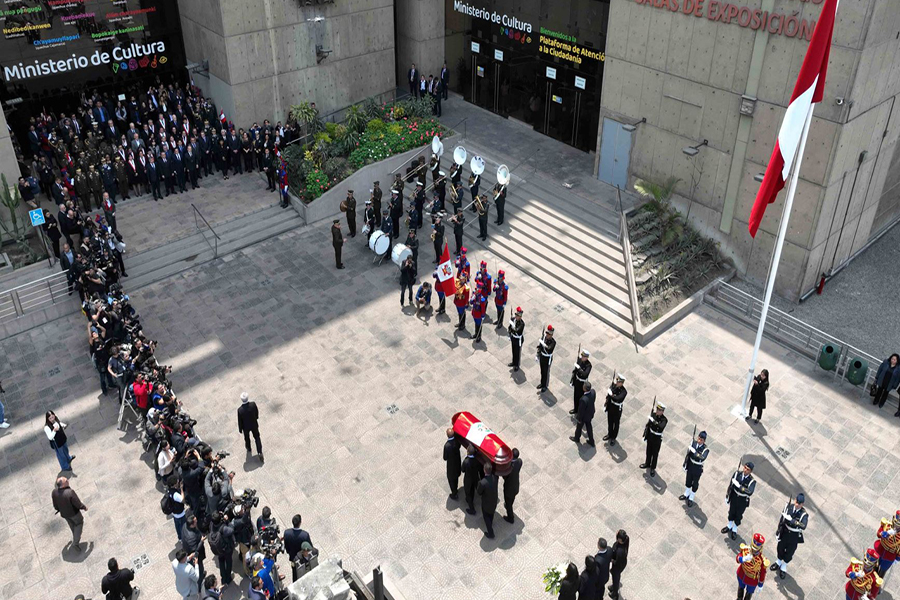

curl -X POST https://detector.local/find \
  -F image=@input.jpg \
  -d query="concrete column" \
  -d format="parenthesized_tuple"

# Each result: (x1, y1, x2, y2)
(395, 0, 446, 89)
(0, 110, 20, 182)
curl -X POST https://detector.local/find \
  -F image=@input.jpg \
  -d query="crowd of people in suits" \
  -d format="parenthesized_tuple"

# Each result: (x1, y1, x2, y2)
(406, 61, 450, 117)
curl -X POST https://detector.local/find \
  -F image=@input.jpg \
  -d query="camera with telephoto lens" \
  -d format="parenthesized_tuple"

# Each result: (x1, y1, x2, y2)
(258, 521, 283, 556)
(236, 488, 259, 509)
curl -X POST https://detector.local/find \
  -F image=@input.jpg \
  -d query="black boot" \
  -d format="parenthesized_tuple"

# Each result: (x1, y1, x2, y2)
(496, 308, 504, 327)
(736, 585, 745, 600)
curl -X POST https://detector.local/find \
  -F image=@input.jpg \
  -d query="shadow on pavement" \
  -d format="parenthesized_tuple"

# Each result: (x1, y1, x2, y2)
(62, 541, 93, 563)
(606, 442, 627, 463)
(644, 471, 667, 495)
(683, 502, 708, 529)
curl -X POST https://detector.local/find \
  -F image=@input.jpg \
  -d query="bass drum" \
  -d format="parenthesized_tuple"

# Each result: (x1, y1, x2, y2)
(369, 230, 387, 253)
(391, 243, 412, 267)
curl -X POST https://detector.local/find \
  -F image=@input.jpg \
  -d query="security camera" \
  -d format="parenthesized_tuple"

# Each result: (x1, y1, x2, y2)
(835, 97, 845, 106)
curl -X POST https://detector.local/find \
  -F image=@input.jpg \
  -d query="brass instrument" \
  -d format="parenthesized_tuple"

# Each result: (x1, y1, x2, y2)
(431, 231, 437, 241)
(468, 174, 476, 186)
(449, 181, 459, 202)
(494, 164, 511, 200)
(429, 154, 438, 170)
(475, 195, 487, 216)
(455, 280, 466, 299)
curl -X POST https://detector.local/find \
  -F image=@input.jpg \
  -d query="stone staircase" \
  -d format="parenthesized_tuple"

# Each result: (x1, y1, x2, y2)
(454, 144, 633, 337)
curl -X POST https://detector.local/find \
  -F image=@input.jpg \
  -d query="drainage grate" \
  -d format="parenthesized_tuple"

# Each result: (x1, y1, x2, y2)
(774, 446, 792, 460)
(554, 304, 565, 313)
(47, 367, 60, 377)
(386, 403, 399, 415)
(260, 279, 272, 287)
(131, 553, 151, 571)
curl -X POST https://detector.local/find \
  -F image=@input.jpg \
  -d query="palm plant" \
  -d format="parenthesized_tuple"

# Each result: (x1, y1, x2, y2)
(634, 176, 680, 216)
(345, 105, 367, 134)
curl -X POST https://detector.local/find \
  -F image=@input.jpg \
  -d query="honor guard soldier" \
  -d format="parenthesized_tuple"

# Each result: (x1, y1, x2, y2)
(722, 462, 757, 540)
(536, 325, 556, 393)
(462, 445, 483, 515)
(679, 430, 709, 507)
(569, 350, 593, 416)
(508, 307, 525, 371)
(414, 182, 425, 229)
(476, 194, 490, 240)
(736, 533, 769, 600)
(772, 493, 808, 579)
(331, 219, 345, 270)
(432, 214, 445, 263)
(452, 210, 465, 255)
(493, 182, 507, 225)
(443, 428, 462, 500)
(380, 209, 392, 235)
(343, 190, 357, 237)
(874, 511, 900, 576)
(456, 248, 470, 279)
(477, 262, 492, 301)
(471, 291, 487, 342)
(502, 448, 521, 523)
(454, 275, 470, 330)
(493, 271, 508, 327)
(363, 199, 375, 243)
(433, 270, 447, 315)
(603, 375, 627, 446)
(847, 550, 883, 600)
(372, 181, 382, 225)
(640, 401, 667, 477)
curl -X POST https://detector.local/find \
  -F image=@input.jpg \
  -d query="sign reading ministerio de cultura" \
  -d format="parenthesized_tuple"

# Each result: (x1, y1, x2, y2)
(633, 0, 824, 41)
(453, 0, 534, 33)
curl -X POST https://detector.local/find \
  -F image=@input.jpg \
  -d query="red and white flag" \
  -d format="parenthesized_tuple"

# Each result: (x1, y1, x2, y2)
(748, 0, 839, 237)
(435, 244, 456, 296)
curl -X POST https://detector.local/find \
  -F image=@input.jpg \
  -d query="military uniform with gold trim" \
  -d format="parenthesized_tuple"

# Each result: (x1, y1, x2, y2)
(736, 533, 769, 600)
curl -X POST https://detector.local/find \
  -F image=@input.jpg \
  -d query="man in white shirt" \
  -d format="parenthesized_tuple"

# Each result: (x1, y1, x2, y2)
(172, 549, 200, 599)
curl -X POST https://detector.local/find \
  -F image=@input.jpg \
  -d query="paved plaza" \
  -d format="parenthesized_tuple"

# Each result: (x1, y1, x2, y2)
(0, 200, 897, 600)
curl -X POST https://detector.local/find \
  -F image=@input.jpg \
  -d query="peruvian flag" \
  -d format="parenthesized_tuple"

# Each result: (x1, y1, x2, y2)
(435, 244, 456, 296)
(219, 110, 227, 127)
(748, 0, 839, 237)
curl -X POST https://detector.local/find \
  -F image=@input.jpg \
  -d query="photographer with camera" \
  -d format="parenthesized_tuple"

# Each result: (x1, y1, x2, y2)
(181, 514, 207, 584)
(231, 504, 254, 576)
(250, 552, 279, 598)
(207, 512, 236, 589)
(181, 452, 207, 520)
(164, 475, 188, 542)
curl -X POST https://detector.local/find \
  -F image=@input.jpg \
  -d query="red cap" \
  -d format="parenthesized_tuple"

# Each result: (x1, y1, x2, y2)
(461, 248, 467, 254)
(546, 325, 554, 332)
(515, 307, 523, 313)
(752, 533, 765, 548)
(480, 261, 487, 268)
(498, 270, 505, 276)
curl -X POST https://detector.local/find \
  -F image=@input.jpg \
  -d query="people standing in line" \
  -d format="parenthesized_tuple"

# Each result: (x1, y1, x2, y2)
(173, 549, 201, 600)
(722, 461, 757, 540)
(579, 555, 601, 600)
(51, 476, 88, 551)
(476, 463, 499, 539)
(679, 430, 709, 507)
(747, 369, 769, 423)
(570, 381, 597, 447)
(332, 219, 345, 269)
(873, 354, 900, 411)
(639, 401, 667, 477)
(771, 493, 809, 580)
(45, 410, 74, 471)
(443, 427, 462, 500)
(462, 445, 483, 516)
(101, 557, 137, 600)
(608, 530, 629, 600)
(507, 307, 525, 372)
(237, 392, 263, 462)
(536, 325, 556, 393)
(502, 448, 521, 523)
(558, 563, 579, 600)
(570, 349, 593, 415)
(594, 538, 612, 599)
(603, 375, 627, 447)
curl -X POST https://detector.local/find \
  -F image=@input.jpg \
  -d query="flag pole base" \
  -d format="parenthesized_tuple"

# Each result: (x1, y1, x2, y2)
(730, 404, 746, 418)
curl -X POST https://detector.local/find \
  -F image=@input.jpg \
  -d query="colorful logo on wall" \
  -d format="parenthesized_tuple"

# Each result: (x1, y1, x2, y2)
(500, 27, 531, 44)
(111, 53, 167, 73)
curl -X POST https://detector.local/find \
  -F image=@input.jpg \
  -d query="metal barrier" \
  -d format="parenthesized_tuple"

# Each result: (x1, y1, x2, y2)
(704, 280, 881, 393)
(617, 186, 640, 339)
(191, 204, 221, 258)
(0, 270, 72, 323)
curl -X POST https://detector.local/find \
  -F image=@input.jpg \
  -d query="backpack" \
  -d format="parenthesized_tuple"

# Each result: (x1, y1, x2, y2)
(160, 493, 174, 516)
(208, 528, 223, 556)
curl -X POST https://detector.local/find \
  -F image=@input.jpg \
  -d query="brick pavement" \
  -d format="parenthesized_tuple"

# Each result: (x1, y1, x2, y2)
(0, 216, 897, 600)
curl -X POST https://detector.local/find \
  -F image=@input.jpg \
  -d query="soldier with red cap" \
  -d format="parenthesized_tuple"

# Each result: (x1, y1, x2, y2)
(508, 307, 524, 371)
(536, 325, 556, 393)
(456, 248, 470, 280)
(454, 275, 470, 331)
(493, 270, 508, 327)
(470, 289, 488, 343)
(874, 511, 900, 577)
(736, 533, 769, 600)
(477, 262, 492, 301)
(846, 549, 883, 600)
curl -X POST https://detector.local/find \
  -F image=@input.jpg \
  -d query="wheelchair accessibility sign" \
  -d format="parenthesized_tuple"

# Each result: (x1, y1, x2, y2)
(29, 208, 45, 227)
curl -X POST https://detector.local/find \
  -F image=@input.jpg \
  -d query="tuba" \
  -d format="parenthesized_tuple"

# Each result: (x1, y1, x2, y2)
(469, 155, 485, 186)
(494, 164, 510, 200)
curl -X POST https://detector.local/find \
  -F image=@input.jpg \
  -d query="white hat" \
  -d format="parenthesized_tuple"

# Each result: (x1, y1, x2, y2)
(240, 392, 249, 403)
(615, 373, 625, 382)
(655, 401, 666, 410)
(581, 350, 590, 357)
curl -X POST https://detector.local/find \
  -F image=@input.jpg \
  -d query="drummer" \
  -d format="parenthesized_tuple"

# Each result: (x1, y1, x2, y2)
(405, 228, 419, 276)
(363, 199, 375, 245)
(380, 209, 392, 235)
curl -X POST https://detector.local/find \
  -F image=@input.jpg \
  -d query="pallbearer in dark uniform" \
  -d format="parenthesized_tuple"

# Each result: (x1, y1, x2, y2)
(772, 493, 808, 579)
(476, 194, 490, 240)
(493, 270, 508, 327)
(722, 461, 757, 540)
(331, 220, 345, 269)
(603, 374, 627, 446)
(343, 190, 357, 237)
(536, 325, 556, 393)
(508, 307, 525, 371)
(569, 350, 593, 415)
(443, 428, 462, 500)
(462, 445, 483, 516)
(639, 401, 667, 477)
(432, 214, 445, 263)
(679, 430, 709, 507)
(476, 463, 499, 539)
(502, 448, 521, 523)
(372, 181, 382, 226)
(493, 182, 507, 225)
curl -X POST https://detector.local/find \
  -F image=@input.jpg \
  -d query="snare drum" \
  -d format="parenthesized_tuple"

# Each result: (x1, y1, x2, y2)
(369, 230, 390, 255)
(391, 243, 412, 267)
(361, 223, 372, 237)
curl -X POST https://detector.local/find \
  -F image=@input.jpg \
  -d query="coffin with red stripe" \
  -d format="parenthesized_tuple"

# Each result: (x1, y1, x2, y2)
(452, 411, 512, 475)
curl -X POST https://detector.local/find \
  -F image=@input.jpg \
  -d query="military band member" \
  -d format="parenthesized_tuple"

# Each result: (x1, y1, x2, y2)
(874, 511, 900, 576)
(443, 428, 462, 500)
(454, 275, 470, 331)
(432, 214, 445, 263)
(380, 209, 392, 235)
(363, 199, 375, 242)
(679, 431, 709, 507)
(372, 181, 383, 225)
(771, 493, 808, 579)
(471, 291, 488, 343)
(493, 271, 508, 327)
(343, 190, 357, 237)
(722, 462, 757, 540)
(435, 171, 447, 208)
(476, 194, 490, 240)
(569, 350, 593, 415)
(451, 209, 465, 255)
(414, 182, 425, 229)
(407, 201, 419, 233)
(469, 171, 481, 210)
(493, 182, 507, 225)
(433, 270, 447, 315)
(451, 181, 464, 214)
(390, 189, 403, 240)
(603, 375, 627, 446)
(416, 156, 427, 187)
(393, 173, 405, 199)
(846, 549, 883, 600)
(450, 161, 462, 188)
(508, 307, 525, 371)
(431, 154, 441, 187)
(736, 533, 769, 600)
(639, 401, 667, 477)
(536, 325, 556, 393)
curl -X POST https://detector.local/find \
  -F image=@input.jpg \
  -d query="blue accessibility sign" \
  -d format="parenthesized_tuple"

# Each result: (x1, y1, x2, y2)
(28, 208, 45, 227)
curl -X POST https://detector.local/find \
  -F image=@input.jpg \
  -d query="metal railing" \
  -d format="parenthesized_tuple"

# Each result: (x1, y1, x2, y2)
(0, 270, 72, 323)
(704, 281, 881, 393)
(617, 186, 641, 338)
(191, 204, 221, 258)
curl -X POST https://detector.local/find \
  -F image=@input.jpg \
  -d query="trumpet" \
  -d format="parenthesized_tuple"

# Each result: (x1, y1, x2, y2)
(431, 231, 437, 241)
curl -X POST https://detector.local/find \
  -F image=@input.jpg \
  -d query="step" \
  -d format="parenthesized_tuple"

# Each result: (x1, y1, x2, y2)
(505, 200, 622, 256)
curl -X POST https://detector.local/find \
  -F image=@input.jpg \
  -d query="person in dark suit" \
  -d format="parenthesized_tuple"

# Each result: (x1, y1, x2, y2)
(331, 220, 345, 269)
(237, 392, 263, 461)
(172, 148, 187, 192)
(608, 530, 629, 600)
(476, 463, 498, 539)
(594, 538, 613, 599)
(59, 243, 77, 294)
(147, 156, 162, 200)
(283, 514, 313, 581)
(407, 63, 419, 97)
(158, 152, 174, 196)
(185, 146, 199, 189)
(502, 448, 521, 523)
(199, 131, 212, 176)
(92, 101, 109, 127)
(442, 428, 461, 500)
(570, 382, 597, 447)
(229, 130, 242, 175)
(51, 177, 67, 205)
(462, 445, 483, 516)
(262, 148, 276, 191)
(440, 62, 450, 99)
(579, 555, 601, 600)
(558, 563, 579, 600)
(42, 210, 62, 259)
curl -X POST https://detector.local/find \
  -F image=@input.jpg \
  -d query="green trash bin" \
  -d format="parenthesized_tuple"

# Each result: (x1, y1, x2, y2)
(818, 343, 841, 371)
(846, 358, 869, 386)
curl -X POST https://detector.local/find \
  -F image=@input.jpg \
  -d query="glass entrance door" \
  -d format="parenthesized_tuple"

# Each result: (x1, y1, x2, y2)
(540, 81, 577, 145)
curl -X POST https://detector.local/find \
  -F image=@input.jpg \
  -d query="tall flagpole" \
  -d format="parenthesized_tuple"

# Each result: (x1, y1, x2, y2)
(739, 106, 816, 416)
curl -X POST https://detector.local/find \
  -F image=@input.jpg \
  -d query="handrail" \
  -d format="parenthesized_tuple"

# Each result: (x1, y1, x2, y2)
(191, 203, 220, 258)
(0, 269, 68, 294)
(618, 186, 641, 339)
(0, 269, 72, 324)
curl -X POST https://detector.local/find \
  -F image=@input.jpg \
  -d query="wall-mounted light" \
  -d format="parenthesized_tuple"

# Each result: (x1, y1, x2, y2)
(753, 173, 765, 183)
(682, 139, 708, 157)
(316, 44, 332, 64)
(621, 117, 646, 133)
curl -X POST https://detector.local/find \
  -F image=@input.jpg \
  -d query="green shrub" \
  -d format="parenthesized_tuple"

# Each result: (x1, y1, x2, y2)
(366, 119, 386, 133)
(325, 122, 338, 137)
(305, 168, 330, 200)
